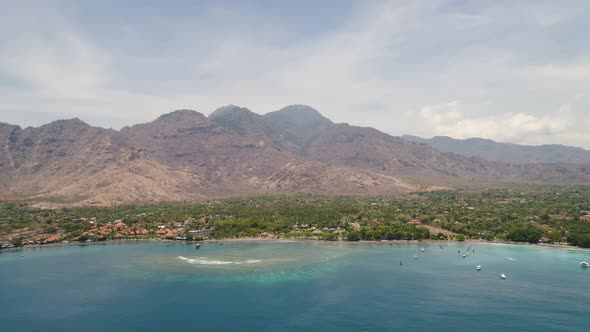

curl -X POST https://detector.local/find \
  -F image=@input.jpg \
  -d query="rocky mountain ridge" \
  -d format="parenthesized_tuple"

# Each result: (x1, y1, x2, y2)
(1, 105, 589, 206)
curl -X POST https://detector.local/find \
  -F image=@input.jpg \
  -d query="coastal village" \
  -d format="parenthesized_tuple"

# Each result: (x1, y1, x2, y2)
(0, 213, 374, 248)
(1, 209, 432, 249)
(1, 214, 216, 248)
(2, 188, 590, 250)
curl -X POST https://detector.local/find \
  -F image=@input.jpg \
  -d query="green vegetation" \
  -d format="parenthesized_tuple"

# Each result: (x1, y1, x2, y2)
(1, 185, 590, 247)
(10, 237, 23, 247)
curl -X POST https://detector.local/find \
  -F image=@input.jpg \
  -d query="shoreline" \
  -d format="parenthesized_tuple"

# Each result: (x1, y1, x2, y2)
(2, 237, 590, 253)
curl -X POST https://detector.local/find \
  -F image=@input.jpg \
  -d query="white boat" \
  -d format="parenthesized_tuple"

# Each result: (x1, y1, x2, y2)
(580, 261, 589, 268)
(462, 254, 466, 259)
(500, 273, 506, 279)
(476, 265, 481, 271)
(414, 255, 418, 260)
(421, 247, 425, 252)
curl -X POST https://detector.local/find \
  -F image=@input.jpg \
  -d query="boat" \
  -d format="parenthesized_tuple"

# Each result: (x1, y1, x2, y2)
(580, 261, 590, 268)
(458, 250, 460, 253)
(421, 247, 425, 252)
(400, 260, 403, 266)
(414, 255, 417, 260)
(195, 243, 201, 250)
(476, 265, 481, 271)
(462, 254, 466, 259)
(500, 273, 506, 279)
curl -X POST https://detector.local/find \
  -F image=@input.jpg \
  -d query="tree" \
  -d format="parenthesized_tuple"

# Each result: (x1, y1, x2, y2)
(11, 237, 23, 247)
(506, 224, 542, 243)
(346, 230, 361, 242)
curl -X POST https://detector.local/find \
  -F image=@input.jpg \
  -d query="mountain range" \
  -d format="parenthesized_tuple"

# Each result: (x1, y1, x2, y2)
(403, 135, 590, 165)
(1, 105, 589, 206)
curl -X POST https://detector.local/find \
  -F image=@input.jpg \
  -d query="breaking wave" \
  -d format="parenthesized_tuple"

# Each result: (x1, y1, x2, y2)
(178, 256, 261, 265)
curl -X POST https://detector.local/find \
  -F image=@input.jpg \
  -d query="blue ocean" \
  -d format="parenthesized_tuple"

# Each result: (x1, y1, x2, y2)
(1, 241, 589, 331)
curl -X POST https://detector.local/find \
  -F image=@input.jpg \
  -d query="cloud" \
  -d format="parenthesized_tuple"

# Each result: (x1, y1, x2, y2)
(0, 0, 589, 149)
(413, 98, 590, 148)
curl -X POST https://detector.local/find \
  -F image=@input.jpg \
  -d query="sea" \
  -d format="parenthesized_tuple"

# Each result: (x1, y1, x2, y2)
(1, 241, 589, 331)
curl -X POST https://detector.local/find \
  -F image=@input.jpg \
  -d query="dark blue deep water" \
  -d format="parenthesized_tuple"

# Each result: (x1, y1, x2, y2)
(1, 241, 589, 331)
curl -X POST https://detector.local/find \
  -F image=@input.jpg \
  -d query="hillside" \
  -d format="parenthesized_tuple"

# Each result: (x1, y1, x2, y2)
(1, 106, 589, 205)
(403, 135, 590, 165)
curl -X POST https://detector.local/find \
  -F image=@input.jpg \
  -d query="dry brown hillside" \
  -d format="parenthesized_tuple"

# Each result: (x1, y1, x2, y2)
(1, 105, 589, 205)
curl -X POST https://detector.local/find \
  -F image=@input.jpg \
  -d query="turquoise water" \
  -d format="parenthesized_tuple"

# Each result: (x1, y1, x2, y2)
(1, 241, 589, 331)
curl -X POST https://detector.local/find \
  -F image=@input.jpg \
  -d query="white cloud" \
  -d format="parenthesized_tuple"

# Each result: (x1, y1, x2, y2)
(0, 0, 589, 149)
(413, 99, 590, 148)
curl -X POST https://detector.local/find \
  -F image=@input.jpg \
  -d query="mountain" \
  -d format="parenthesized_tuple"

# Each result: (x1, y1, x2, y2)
(403, 135, 590, 165)
(1, 105, 589, 206)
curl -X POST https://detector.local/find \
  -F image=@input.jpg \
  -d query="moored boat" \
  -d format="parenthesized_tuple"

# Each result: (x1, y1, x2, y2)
(476, 265, 481, 271)
(500, 273, 506, 279)
(580, 261, 589, 268)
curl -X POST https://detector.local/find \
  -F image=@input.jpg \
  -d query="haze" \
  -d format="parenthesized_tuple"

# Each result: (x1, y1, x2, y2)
(1, 0, 589, 148)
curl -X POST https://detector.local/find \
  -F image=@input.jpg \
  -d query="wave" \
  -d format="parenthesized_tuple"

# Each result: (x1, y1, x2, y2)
(177, 256, 261, 265)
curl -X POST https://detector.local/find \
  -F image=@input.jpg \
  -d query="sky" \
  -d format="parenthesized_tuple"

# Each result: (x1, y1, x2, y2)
(1, 0, 589, 148)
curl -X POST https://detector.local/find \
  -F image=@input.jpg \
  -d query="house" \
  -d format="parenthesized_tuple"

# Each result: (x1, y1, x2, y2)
(407, 219, 422, 226)
(187, 229, 213, 238)
(539, 237, 551, 244)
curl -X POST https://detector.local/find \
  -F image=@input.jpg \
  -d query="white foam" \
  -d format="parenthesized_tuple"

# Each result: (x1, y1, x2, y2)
(177, 256, 261, 265)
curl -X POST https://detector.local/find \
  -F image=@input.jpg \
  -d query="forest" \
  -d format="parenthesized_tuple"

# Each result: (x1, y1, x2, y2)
(1, 184, 590, 248)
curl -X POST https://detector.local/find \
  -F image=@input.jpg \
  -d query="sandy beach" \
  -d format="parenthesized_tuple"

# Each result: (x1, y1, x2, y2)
(3, 236, 590, 253)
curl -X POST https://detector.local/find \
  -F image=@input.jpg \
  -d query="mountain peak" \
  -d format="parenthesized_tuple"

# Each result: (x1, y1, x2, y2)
(41, 118, 90, 131)
(208, 105, 264, 135)
(264, 105, 333, 127)
(155, 109, 209, 124)
(209, 105, 256, 120)
(157, 109, 204, 119)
